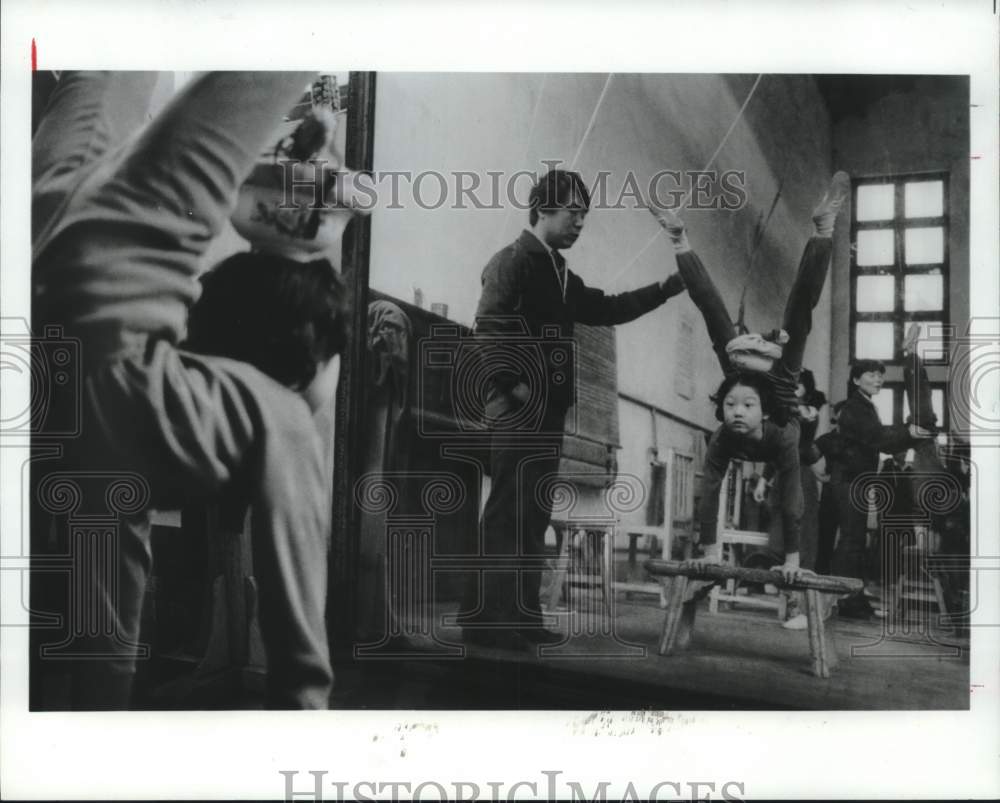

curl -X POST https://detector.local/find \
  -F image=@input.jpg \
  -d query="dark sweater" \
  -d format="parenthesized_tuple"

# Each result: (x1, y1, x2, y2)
(699, 419, 803, 552)
(837, 391, 916, 480)
(475, 229, 679, 415)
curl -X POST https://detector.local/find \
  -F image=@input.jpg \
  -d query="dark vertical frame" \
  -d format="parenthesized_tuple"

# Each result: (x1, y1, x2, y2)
(329, 71, 377, 657)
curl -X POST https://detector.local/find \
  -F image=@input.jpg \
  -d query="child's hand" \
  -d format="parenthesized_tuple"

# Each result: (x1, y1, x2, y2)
(778, 552, 811, 584)
(650, 206, 684, 233)
(909, 424, 935, 439)
(648, 207, 690, 252)
(809, 456, 830, 483)
(684, 542, 722, 574)
(753, 476, 768, 504)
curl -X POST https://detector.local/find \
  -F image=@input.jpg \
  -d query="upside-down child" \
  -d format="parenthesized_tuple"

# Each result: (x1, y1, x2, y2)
(651, 172, 850, 583)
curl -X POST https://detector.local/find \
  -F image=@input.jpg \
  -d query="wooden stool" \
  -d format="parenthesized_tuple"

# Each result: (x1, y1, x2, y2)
(644, 560, 863, 678)
(895, 546, 951, 630)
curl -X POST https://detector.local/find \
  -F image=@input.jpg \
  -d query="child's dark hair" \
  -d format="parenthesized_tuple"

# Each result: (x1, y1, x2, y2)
(847, 358, 886, 397)
(711, 371, 784, 425)
(798, 367, 827, 409)
(186, 251, 349, 390)
(528, 169, 591, 226)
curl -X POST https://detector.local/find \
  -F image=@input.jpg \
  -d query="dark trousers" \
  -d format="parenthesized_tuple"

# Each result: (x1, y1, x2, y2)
(463, 409, 564, 627)
(815, 481, 839, 575)
(832, 350, 943, 587)
(832, 480, 871, 583)
(677, 236, 833, 381)
(680, 238, 831, 556)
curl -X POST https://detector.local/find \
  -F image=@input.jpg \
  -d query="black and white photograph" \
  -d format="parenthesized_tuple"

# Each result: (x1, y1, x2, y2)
(2, 1, 998, 800)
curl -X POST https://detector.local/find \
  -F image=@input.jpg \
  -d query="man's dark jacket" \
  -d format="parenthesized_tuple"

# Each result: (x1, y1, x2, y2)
(475, 229, 680, 418)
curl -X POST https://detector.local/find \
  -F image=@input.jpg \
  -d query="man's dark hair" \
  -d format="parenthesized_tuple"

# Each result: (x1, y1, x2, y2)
(186, 252, 349, 390)
(847, 358, 886, 396)
(710, 371, 783, 425)
(528, 169, 591, 226)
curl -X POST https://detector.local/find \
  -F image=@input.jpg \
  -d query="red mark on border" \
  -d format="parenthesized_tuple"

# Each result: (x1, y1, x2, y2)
(31, 38, 37, 71)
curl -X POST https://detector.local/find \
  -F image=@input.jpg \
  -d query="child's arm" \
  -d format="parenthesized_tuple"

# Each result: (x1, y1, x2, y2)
(772, 425, 807, 581)
(691, 429, 730, 565)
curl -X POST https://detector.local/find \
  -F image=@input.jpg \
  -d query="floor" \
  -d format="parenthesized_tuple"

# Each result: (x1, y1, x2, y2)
(332, 587, 969, 711)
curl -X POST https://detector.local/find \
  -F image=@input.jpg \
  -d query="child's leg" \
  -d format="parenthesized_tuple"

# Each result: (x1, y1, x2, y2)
(675, 251, 740, 374)
(652, 208, 737, 374)
(779, 236, 833, 375)
(779, 172, 849, 375)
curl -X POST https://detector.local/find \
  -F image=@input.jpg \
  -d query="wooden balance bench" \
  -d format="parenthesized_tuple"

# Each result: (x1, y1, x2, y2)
(643, 560, 864, 678)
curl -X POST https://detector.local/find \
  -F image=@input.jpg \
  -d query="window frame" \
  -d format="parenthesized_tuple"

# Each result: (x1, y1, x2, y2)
(849, 171, 951, 367)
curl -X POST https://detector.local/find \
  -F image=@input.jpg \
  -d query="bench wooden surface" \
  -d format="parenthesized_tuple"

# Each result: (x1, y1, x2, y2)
(643, 560, 864, 678)
(643, 559, 864, 594)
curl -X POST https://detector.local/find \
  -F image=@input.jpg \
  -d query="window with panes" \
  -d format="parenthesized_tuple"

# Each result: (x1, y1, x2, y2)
(850, 173, 949, 427)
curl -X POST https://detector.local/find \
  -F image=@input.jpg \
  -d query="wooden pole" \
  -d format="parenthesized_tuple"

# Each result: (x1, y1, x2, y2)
(644, 559, 863, 595)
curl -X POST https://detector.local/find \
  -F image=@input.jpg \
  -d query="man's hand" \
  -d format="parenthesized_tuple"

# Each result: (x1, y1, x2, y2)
(684, 542, 723, 574)
(753, 476, 768, 504)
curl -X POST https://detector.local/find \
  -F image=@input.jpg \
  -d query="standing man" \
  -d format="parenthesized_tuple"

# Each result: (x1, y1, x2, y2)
(462, 169, 685, 650)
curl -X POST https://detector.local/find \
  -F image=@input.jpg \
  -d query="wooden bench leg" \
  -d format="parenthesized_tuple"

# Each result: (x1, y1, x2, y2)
(548, 525, 570, 611)
(805, 588, 830, 678)
(930, 575, 952, 632)
(658, 576, 692, 655)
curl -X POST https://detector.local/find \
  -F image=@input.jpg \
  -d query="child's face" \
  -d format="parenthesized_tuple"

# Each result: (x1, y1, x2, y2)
(722, 383, 766, 436)
(853, 369, 885, 397)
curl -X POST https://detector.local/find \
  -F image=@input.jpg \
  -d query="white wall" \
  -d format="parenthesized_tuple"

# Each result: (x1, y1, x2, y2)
(370, 73, 835, 437)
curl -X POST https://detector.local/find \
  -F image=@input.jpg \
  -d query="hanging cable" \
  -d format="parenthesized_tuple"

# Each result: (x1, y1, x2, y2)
(610, 74, 765, 284)
(569, 73, 614, 170)
(735, 167, 787, 332)
(497, 74, 549, 248)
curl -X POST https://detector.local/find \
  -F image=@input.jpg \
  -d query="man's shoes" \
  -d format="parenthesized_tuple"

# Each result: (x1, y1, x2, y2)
(812, 171, 851, 236)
